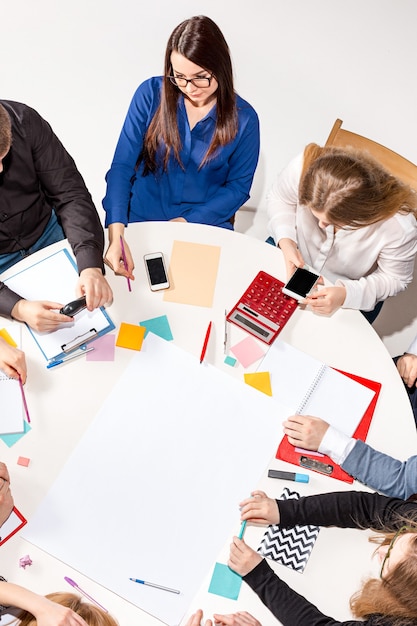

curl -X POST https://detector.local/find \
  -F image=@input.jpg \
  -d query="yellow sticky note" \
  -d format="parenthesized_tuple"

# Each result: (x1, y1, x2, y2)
(244, 371, 273, 396)
(0, 328, 17, 347)
(116, 323, 146, 351)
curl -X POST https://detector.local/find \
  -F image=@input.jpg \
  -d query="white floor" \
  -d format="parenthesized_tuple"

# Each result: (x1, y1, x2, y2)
(234, 206, 417, 358)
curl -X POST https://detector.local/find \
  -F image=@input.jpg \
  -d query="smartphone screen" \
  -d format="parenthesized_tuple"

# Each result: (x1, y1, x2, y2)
(144, 253, 169, 290)
(283, 267, 319, 300)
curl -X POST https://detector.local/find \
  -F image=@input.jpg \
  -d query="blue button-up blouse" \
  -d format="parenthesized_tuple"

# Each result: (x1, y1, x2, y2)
(103, 77, 260, 230)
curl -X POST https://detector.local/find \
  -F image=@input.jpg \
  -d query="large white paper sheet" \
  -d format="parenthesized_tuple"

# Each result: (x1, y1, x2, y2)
(23, 334, 286, 626)
(4, 247, 114, 361)
(258, 339, 376, 437)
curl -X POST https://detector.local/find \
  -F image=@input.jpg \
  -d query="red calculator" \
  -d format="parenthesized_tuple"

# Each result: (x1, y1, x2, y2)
(227, 271, 298, 344)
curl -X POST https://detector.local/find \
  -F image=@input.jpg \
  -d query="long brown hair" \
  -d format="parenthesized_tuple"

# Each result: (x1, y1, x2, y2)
(14, 592, 119, 626)
(299, 143, 417, 228)
(141, 15, 238, 174)
(350, 521, 417, 625)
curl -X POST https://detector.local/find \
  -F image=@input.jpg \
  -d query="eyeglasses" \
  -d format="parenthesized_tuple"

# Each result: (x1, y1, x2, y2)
(167, 75, 213, 89)
(379, 525, 410, 579)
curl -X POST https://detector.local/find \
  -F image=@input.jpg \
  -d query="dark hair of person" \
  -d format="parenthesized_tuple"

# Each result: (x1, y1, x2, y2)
(299, 143, 417, 228)
(140, 15, 238, 174)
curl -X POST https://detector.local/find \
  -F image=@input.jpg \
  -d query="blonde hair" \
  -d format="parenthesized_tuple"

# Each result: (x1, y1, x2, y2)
(299, 143, 417, 228)
(14, 592, 119, 626)
(350, 518, 417, 625)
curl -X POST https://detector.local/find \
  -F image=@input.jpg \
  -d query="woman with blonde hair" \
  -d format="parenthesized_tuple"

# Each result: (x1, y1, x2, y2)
(267, 143, 417, 322)
(226, 489, 417, 626)
(0, 584, 118, 626)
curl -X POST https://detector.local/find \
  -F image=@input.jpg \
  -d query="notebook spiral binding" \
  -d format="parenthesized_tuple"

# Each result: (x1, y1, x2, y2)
(296, 364, 327, 414)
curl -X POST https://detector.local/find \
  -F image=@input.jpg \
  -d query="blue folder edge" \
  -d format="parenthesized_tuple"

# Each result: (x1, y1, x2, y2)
(4, 248, 115, 363)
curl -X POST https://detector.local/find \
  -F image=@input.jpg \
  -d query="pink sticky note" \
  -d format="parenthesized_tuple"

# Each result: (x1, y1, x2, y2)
(17, 456, 30, 467)
(86, 334, 115, 361)
(230, 336, 265, 368)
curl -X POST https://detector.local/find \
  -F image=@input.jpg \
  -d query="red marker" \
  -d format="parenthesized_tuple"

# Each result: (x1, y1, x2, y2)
(199, 321, 212, 364)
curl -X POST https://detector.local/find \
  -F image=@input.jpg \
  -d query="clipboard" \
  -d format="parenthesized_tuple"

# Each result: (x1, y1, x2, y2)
(276, 370, 381, 483)
(0, 507, 27, 546)
(4, 246, 115, 362)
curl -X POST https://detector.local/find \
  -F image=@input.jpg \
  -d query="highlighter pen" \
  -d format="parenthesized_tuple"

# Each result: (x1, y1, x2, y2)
(129, 578, 180, 594)
(268, 469, 309, 483)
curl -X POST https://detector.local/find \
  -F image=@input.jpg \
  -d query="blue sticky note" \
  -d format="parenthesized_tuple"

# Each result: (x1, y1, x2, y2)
(139, 315, 173, 341)
(208, 562, 242, 600)
(0, 421, 32, 447)
(224, 355, 237, 367)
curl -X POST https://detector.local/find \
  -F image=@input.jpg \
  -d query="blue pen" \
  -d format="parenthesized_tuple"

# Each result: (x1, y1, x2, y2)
(129, 578, 180, 594)
(47, 347, 94, 369)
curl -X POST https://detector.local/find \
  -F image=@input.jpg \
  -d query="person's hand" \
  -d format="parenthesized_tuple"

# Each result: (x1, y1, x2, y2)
(239, 491, 280, 525)
(169, 217, 187, 223)
(283, 414, 330, 450)
(32, 597, 89, 626)
(212, 611, 262, 626)
(11, 300, 73, 333)
(0, 462, 14, 527)
(104, 223, 135, 280)
(184, 609, 212, 626)
(304, 285, 346, 315)
(0, 337, 27, 383)
(228, 536, 262, 577)
(277, 238, 305, 280)
(77, 268, 113, 310)
(396, 353, 417, 388)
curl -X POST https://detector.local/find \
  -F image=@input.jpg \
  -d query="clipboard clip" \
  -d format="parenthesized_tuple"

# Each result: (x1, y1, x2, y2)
(299, 455, 334, 475)
(61, 328, 97, 354)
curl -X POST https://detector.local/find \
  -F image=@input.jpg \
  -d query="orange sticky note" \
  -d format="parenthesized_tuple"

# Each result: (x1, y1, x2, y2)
(0, 328, 17, 347)
(244, 372, 273, 396)
(17, 456, 30, 467)
(116, 323, 146, 351)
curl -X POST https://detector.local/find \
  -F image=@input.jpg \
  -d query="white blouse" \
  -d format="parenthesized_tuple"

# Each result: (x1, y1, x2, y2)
(267, 153, 417, 311)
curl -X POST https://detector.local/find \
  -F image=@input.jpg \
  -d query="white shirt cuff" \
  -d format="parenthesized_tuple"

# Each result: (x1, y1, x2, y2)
(406, 336, 417, 356)
(318, 426, 356, 465)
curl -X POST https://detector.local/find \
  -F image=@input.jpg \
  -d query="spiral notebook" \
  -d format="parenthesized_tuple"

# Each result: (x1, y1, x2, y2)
(257, 339, 376, 437)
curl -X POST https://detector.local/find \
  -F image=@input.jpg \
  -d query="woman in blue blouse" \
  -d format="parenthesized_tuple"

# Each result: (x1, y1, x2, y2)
(103, 15, 260, 279)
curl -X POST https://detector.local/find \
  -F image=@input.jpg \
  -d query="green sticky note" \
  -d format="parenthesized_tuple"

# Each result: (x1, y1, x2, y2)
(208, 562, 242, 600)
(139, 315, 173, 341)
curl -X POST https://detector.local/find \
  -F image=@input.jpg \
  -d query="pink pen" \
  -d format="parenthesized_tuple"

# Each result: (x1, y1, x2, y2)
(18, 376, 30, 423)
(64, 576, 108, 612)
(120, 236, 132, 292)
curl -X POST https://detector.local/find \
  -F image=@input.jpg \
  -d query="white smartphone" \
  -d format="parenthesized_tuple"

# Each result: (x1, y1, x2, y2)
(143, 252, 170, 291)
(282, 267, 320, 301)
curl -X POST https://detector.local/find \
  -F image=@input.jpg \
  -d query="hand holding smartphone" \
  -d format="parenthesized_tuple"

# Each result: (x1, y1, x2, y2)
(282, 267, 320, 301)
(144, 252, 170, 291)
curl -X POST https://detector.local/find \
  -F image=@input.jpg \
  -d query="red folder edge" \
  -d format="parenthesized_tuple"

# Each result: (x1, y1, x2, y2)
(0, 507, 27, 546)
(276, 370, 382, 483)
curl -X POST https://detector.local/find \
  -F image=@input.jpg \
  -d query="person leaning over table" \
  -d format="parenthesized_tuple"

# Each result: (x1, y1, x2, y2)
(221, 489, 417, 626)
(266, 143, 417, 323)
(102, 15, 260, 281)
(0, 461, 14, 528)
(283, 412, 417, 500)
(394, 333, 417, 427)
(0, 584, 118, 626)
(0, 101, 113, 333)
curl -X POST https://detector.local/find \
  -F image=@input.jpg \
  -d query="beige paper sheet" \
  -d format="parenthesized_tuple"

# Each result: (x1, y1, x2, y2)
(163, 240, 221, 307)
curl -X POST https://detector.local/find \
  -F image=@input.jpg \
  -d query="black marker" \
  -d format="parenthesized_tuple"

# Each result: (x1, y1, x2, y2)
(268, 469, 309, 483)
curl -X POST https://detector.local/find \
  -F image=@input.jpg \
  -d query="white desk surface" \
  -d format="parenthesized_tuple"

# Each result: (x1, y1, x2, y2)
(1, 221, 416, 626)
